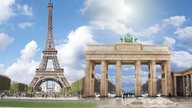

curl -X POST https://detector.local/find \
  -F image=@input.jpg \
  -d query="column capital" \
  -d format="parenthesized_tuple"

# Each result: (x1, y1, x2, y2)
(135, 60, 141, 65)
(148, 60, 156, 66)
(116, 60, 121, 65)
(150, 60, 156, 63)
(86, 59, 91, 63)
(101, 60, 108, 64)
(116, 60, 121, 62)
(161, 60, 170, 65)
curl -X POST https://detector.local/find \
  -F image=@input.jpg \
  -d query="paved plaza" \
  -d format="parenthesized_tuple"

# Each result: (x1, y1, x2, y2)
(95, 97, 192, 108)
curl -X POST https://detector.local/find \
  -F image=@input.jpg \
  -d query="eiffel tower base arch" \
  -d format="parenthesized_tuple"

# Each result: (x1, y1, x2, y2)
(30, 70, 69, 90)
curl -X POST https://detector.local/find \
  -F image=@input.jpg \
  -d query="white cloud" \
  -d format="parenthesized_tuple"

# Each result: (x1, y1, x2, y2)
(63, 67, 85, 84)
(17, 4, 33, 16)
(163, 16, 186, 27)
(173, 26, 192, 51)
(163, 37, 176, 47)
(57, 26, 96, 65)
(81, 0, 187, 48)
(0, 33, 14, 50)
(139, 40, 154, 45)
(82, 0, 134, 34)
(0, 0, 15, 22)
(0, 64, 4, 73)
(138, 24, 161, 37)
(175, 26, 192, 38)
(0, 64, 4, 68)
(56, 26, 96, 83)
(138, 16, 186, 39)
(122, 66, 135, 71)
(4, 40, 39, 84)
(171, 51, 192, 69)
(20, 41, 38, 62)
(18, 22, 33, 29)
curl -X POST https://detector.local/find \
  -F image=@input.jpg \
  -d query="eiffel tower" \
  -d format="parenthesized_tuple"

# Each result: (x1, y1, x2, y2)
(30, 0, 69, 90)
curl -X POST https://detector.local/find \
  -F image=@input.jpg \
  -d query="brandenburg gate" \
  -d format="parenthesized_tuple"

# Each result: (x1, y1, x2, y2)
(83, 42, 173, 97)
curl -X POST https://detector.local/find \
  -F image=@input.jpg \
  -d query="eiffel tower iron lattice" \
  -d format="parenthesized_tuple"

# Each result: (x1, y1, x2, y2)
(30, 1, 69, 90)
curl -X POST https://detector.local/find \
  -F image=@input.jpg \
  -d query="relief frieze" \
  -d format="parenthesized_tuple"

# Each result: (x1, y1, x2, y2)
(115, 43, 141, 51)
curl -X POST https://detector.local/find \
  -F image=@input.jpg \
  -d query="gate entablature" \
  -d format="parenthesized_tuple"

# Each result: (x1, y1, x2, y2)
(85, 43, 171, 65)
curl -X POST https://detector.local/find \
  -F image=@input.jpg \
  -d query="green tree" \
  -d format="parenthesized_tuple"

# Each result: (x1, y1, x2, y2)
(10, 82, 28, 92)
(0, 74, 11, 91)
(60, 77, 84, 95)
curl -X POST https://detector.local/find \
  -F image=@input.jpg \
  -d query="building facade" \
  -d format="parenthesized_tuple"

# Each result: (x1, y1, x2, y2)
(172, 68, 192, 96)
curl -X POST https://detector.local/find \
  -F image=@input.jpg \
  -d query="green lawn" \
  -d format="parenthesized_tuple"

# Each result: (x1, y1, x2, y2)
(0, 100, 97, 108)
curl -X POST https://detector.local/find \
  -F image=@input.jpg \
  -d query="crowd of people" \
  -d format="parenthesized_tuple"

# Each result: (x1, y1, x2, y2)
(0, 92, 5, 99)
(122, 92, 135, 98)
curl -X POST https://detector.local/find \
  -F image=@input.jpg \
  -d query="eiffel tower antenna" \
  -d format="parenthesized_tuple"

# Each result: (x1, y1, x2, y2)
(30, 1, 69, 90)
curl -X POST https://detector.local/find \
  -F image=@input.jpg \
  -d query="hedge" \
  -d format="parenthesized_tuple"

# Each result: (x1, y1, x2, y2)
(0, 74, 11, 91)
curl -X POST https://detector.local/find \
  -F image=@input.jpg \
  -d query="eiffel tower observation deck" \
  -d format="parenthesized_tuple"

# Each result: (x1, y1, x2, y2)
(30, 0, 69, 90)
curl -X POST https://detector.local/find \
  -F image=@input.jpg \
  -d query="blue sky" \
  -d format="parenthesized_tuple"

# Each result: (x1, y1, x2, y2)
(1, 0, 192, 91)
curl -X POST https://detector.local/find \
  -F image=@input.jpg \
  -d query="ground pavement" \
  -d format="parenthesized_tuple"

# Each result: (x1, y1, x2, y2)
(1, 96, 192, 108)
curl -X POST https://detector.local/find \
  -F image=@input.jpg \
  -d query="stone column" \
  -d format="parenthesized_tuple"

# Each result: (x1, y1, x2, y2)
(161, 61, 167, 96)
(188, 74, 191, 96)
(83, 60, 91, 97)
(182, 76, 186, 96)
(148, 60, 156, 96)
(166, 60, 173, 96)
(116, 60, 122, 97)
(191, 74, 192, 96)
(90, 61, 95, 96)
(100, 60, 108, 97)
(186, 75, 189, 96)
(135, 60, 141, 97)
(148, 63, 152, 96)
(174, 76, 177, 96)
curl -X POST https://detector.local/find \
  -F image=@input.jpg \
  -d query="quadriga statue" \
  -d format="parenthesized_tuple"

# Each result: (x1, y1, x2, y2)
(120, 33, 138, 42)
